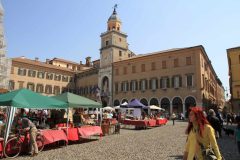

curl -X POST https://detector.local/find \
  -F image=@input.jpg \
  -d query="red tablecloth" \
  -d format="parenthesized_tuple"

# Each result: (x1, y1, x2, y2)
(78, 126, 102, 138)
(122, 120, 148, 127)
(0, 139, 3, 152)
(156, 118, 168, 125)
(62, 128, 79, 141)
(148, 119, 157, 127)
(42, 129, 68, 145)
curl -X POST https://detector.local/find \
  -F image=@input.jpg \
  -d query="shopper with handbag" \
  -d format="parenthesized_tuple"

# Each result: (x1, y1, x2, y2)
(183, 107, 222, 160)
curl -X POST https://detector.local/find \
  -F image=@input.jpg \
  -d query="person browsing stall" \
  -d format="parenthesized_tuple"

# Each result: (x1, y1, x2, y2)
(18, 117, 38, 157)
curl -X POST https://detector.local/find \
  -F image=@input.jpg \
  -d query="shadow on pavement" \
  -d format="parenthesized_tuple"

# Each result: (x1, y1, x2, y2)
(169, 155, 183, 159)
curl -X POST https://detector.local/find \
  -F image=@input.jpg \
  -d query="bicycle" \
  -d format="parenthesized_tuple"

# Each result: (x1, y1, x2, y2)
(3, 129, 44, 158)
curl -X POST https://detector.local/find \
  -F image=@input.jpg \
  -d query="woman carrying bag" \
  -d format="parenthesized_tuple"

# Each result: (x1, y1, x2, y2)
(183, 107, 222, 160)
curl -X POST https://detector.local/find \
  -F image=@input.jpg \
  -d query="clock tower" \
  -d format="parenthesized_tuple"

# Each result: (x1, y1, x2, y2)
(99, 5, 129, 106)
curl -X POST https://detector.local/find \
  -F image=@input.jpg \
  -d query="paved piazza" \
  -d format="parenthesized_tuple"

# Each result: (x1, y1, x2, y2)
(17, 121, 239, 160)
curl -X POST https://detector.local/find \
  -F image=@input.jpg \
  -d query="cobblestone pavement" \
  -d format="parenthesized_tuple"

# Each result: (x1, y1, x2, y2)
(16, 121, 239, 160)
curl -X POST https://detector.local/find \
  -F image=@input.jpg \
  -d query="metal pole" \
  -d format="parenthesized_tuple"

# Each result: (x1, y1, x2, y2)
(66, 107, 69, 145)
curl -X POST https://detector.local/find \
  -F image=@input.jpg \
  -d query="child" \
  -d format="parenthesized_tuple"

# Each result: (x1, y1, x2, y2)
(235, 116, 240, 154)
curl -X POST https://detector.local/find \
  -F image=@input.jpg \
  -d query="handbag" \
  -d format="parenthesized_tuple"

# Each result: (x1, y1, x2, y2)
(198, 142, 217, 160)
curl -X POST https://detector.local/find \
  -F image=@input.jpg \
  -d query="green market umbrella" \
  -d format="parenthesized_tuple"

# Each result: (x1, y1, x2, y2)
(0, 88, 67, 146)
(0, 88, 67, 109)
(52, 92, 102, 138)
(52, 92, 102, 108)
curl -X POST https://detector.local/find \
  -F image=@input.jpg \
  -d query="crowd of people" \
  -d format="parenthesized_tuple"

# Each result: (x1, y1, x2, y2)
(183, 107, 240, 159)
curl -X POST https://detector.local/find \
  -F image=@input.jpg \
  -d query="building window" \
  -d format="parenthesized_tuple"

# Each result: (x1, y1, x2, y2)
(106, 41, 109, 46)
(18, 81, 24, 89)
(69, 77, 73, 82)
(130, 80, 137, 92)
(36, 84, 44, 93)
(28, 70, 36, 77)
(54, 74, 61, 81)
(202, 74, 205, 89)
(186, 57, 192, 65)
(174, 59, 179, 67)
(62, 75, 69, 82)
(121, 81, 128, 92)
(27, 83, 35, 91)
(54, 86, 60, 95)
(119, 51, 122, 57)
(119, 38, 122, 42)
(123, 67, 127, 75)
(172, 76, 181, 88)
(9, 81, 15, 90)
(151, 62, 156, 70)
(132, 66, 136, 73)
(237, 91, 240, 98)
(115, 83, 118, 93)
(140, 79, 147, 91)
(141, 64, 145, 72)
(160, 77, 169, 89)
(186, 74, 193, 87)
(11, 67, 14, 74)
(45, 85, 52, 94)
(150, 78, 158, 90)
(204, 63, 207, 71)
(46, 73, 53, 80)
(162, 61, 166, 69)
(18, 68, 26, 76)
(37, 71, 45, 79)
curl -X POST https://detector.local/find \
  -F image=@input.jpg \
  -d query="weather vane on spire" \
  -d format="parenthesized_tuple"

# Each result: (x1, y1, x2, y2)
(113, 4, 118, 14)
(114, 4, 118, 10)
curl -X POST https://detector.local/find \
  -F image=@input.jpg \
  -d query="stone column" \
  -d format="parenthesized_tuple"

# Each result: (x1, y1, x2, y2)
(182, 103, 185, 115)
(170, 102, 173, 114)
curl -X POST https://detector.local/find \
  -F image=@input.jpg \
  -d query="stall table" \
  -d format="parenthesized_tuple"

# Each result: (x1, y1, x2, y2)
(78, 126, 102, 138)
(62, 128, 79, 141)
(156, 118, 168, 126)
(42, 129, 68, 145)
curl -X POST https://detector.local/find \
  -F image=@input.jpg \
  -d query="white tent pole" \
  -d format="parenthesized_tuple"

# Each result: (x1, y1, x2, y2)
(4, 106, 16, 145)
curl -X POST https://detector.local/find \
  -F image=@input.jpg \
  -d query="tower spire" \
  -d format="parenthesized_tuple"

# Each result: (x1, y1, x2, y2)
(107, 4, 121, 31)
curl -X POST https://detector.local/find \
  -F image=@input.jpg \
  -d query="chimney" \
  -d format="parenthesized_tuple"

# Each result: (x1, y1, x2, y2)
(46, 59, 50, 64)
(35, 57, 39, 61)
(85, 57, 91, 67)
(80, 61, 82, 65)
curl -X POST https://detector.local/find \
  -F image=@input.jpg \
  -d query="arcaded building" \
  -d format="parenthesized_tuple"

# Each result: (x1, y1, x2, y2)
(74, 8, 225, 115)
(9, 7, 225, 115)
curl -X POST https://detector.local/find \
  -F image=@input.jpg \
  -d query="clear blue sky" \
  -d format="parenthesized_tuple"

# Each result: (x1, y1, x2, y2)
(2, 0, 240, 92)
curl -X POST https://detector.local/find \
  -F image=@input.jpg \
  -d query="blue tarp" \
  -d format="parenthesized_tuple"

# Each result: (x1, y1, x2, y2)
(127, 99, 146, 108)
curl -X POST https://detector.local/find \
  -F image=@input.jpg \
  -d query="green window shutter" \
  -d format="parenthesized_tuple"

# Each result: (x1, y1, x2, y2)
(160, 78, 163, 88)
(145, 80, 148, 90)
(149, 79, 152, 89)
(167, 78, 170, 88)
(136, 81, 138, 90)
(156, 79, 159, 89)
(179, 76, 182, 87)
(172, 77, 174, 88)
(139, 80, 142, 90)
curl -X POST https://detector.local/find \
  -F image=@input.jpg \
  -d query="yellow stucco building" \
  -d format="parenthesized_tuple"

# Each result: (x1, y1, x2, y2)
(227, 46, 240, 113)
